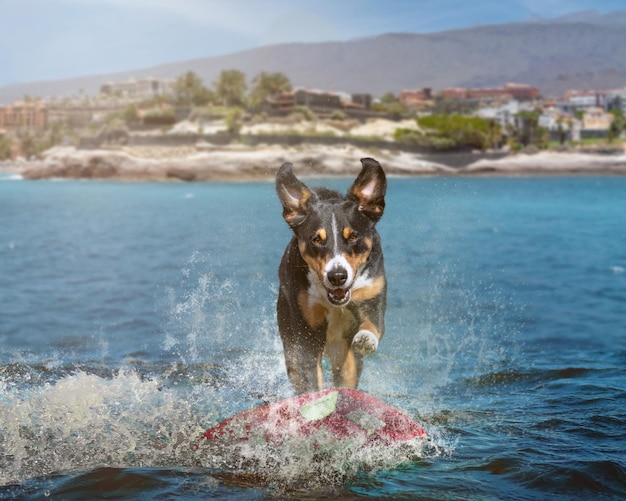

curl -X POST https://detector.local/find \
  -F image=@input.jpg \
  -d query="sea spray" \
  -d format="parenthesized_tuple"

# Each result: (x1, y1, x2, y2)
(0, 370, 215, 485)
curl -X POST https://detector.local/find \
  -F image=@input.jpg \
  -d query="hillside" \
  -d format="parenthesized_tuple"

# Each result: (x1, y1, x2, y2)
(1, 10, 626, 103)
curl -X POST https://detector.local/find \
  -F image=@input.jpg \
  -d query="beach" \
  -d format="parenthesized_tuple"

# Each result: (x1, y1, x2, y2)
(2, 141, 626, 181)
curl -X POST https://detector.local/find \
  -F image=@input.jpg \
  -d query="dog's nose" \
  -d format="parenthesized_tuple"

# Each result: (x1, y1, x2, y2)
(327, 268, 348, 287)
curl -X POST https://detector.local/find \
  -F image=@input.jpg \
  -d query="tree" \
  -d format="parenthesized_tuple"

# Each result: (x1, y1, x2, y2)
(0, 135, 13, 160)
(174, 71, 213, 106)
(608, 107, 624, 143)
(430, 96, 478, 115)
(513, 110, 547, 148)
(249, 72, 292, 108)
(555, 117, 568, 145)
(379, 92, 399, 104)
(225, 107, 243, 135)
(213, 69, 247, 107)
(417, 114, 497, 150)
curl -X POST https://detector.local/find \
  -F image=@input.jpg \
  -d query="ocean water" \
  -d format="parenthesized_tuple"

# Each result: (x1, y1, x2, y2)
(0, 173, 625, 499)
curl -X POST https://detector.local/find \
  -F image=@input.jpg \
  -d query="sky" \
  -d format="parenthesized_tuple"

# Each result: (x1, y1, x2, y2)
(0, 0, 624, 87)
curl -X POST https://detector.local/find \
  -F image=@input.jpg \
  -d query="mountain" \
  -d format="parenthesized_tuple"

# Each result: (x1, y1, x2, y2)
(1, 10, 626, 103)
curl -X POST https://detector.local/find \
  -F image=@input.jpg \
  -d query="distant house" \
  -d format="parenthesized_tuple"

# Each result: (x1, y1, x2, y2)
(441, 83, 539, 101)
(0, 100, 47, 130)
(293, 89, 342, 109)
(351, 93, 372, 110)
(399, 87, 432, 110)
(538, 106, 581, 141)
(559, 90, 607, 113)
(440, 87, 468, 100)
(582, 107, 614, 131)
(475, 100, 535, 129)
(265, 88, 370, 114)
(100, 77, 175, 100)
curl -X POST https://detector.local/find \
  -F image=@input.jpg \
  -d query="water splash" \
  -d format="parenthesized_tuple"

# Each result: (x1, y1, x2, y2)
(0, 254, 491, 489)
(0, 370, 206, 484)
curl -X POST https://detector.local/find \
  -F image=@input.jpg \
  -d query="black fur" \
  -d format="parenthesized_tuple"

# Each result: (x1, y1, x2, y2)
(276, 158, 387, 394)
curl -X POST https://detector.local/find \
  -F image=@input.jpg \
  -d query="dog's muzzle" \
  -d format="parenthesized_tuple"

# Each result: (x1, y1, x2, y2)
(326, 267, 351, 306)
(327, 287, 351, 306)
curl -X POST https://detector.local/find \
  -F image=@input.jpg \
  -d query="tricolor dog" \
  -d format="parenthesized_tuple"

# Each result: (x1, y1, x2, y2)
(276, 158, 387, 394)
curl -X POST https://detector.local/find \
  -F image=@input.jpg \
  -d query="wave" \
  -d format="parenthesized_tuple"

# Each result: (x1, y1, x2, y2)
(0, 369, 441, 491)
(0, 173, 23, 181)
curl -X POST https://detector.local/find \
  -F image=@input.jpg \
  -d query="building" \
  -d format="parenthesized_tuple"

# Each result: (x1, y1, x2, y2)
(351, 93, 372, 110)
(265, 88, 369, 114)
(293, 89, 342, 109)
(399, 87, 433, 110)
(538, 106, 581, 141)
(559, 90, 607, 113)
(582, 107, 614, 131)
(100, 77, 175, 100)
(440, 87, 468, 100)
(441, 83, 540, 101)
(475, 100, 535, 129)
(0, 100, 48, 130)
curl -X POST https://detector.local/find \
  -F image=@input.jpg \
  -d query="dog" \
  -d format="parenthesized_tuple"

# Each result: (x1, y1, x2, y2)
(275, 158, 387, 394)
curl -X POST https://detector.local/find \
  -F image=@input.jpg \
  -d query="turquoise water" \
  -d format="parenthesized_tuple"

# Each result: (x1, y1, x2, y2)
(0, 174, 625, 499)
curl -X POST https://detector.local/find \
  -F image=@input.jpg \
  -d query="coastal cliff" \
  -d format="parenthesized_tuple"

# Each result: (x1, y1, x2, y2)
(4, 144, 626, 182)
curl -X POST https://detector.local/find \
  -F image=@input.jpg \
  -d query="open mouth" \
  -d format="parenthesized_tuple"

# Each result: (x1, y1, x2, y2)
(327, 287, 351, 306)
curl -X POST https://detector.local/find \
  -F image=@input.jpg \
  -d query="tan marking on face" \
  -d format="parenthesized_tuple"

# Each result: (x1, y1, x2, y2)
(301, 253, 327, 283)
(351, 275, 386, 303)
(317, 228, 327, 242)
(342, 227, 353, 240)
(298, 290, 328, 329)
(300, 236, 330, 284)
(338, 236, 372, 280)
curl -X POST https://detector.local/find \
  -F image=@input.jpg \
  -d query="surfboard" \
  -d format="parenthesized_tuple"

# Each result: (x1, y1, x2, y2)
(200, 388, 426, 447)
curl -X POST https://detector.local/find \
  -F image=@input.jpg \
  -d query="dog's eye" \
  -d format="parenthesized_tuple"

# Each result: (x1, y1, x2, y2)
(347, 232, 359, 244)
(311, 235, 324, 246)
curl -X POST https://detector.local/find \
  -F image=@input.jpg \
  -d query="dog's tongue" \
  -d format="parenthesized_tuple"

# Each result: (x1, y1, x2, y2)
(330, 288, 347, 300)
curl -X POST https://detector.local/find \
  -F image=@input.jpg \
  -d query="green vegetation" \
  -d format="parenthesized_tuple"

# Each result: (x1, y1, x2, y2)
(607, 108, 624, 143)
(0, 135, 13, 160)
(430, 96, 479, 115)
(173, 71, 214, 106)
(141, 107, 176, 125)
(394, 114, 501, 151)
(508, 110, 548, 150)
(213, 69, 248, 107)
(248, 72, 292, 109)
(371, 92, 408, 119)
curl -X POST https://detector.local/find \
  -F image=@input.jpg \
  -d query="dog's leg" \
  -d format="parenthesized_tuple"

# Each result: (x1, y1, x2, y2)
(278, 291, 325, 393)
(352, 329, 379, 354)
(326, 340, 363, 388)
(282, 343, 323, 394)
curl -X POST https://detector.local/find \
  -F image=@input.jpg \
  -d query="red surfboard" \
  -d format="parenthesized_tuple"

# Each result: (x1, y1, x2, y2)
(200, 388, 426, 447)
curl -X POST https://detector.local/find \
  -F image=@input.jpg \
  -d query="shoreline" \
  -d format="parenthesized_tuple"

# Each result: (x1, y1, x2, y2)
(2, 143, 626, 182)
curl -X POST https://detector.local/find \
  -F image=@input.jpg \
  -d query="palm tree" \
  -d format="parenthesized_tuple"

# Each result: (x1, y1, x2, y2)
(174, 71, 204, 105)
(213, 69, 247, 107)
(249, 71, 292, 108)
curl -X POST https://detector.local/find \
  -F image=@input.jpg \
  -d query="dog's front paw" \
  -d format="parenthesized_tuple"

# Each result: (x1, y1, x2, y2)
(352, 330, 379, 355)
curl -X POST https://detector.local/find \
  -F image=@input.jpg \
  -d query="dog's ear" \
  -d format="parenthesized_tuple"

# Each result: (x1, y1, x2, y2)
(348, 158, 387, 222)
(276, 163, 316, 228)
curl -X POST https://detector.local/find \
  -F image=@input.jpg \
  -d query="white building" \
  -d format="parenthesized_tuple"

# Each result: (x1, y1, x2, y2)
(100, 77, 175, 100)
(559, 90, 607, 114)
(475, 100, 535, 129)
